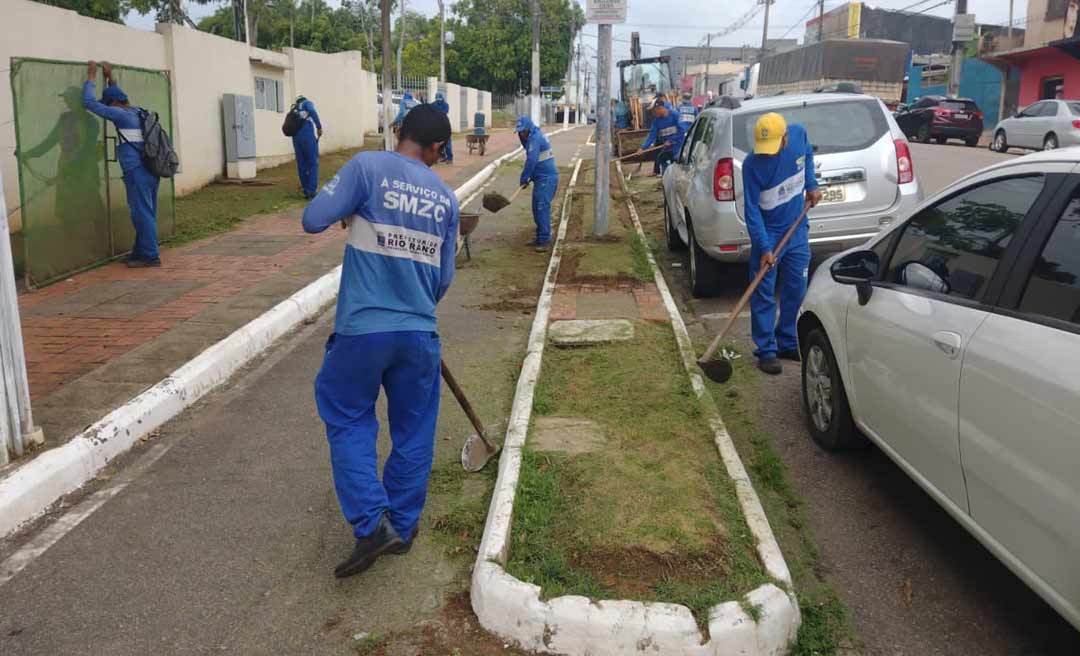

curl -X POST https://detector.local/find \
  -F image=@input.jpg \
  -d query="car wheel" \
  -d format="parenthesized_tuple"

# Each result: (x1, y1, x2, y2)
(965, 135, 979, 147)
(1044, 133, 1059, 151)
(801, 327, 859, 450)
(917, 123, 932, 143)
(663, 191, 686, 252)
(991, 130, 1008, 152)
(934, 136, 947, 145)
(687, 219, 723, 298)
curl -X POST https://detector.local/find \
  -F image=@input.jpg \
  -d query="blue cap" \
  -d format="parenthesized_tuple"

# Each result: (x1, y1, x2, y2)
(435, 92, 445, 101)
(515, 115, 535, 132)
(101, 85, 128, 104)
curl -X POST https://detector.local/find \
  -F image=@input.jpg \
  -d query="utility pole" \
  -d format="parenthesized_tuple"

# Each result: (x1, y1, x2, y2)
(530, 0, 541, 124)
(0, 171, 43, 466)
(817, 0, 824, 43)
(381, 0, 393, 151)
(438, 0, 446, 82)
(576, 40, 584, 124)
(704, 35, 712, 96)
(396, 0, 406, 90)
(948, 0, 968, 97)
(564, 30, 575, 128)
(595, 23, 612, 237)
(1007, 0, 1013, 39)
(759, 0, 772, 59)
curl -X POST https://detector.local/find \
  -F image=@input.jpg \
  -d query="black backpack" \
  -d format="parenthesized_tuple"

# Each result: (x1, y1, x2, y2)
(282, 101, 304, 137)
(118, 108, 180, 179)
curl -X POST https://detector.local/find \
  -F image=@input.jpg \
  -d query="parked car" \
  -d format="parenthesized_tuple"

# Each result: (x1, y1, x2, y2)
(661, 93, 922, 296)
(894, 95, 984, 146)
(375, 92, 402, 132)
(797, 148, 1080, 632)
(990, 99, 1080, 152)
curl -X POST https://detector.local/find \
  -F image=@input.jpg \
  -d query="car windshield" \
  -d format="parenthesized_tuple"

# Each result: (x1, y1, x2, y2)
(732, 98, 889, 155)
(941, 101, 977, 111)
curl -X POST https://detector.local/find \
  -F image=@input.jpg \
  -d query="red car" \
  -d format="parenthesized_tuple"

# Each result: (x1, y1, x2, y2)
(895, 96, 984, 146)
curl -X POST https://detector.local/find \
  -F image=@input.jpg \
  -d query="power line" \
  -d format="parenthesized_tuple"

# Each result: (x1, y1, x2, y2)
(780, 1, 820, 39)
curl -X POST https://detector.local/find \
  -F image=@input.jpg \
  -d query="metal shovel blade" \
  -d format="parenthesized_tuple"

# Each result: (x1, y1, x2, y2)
(698, 358, 733, 384)
(481, 192, 511, 213)
(461, 433, 499, 472)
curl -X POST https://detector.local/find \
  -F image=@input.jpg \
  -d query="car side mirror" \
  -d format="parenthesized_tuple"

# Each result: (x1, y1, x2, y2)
(898, 261, 950, 295)
(831, 250, 879, 306)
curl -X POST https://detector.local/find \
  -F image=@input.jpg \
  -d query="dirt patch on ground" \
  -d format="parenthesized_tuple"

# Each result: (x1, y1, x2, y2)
(579, 539, 738, 598)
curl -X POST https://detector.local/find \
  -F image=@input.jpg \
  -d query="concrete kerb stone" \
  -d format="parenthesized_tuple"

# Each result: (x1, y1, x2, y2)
(468, 158, 799, 654)
(0, 131, 581, 539)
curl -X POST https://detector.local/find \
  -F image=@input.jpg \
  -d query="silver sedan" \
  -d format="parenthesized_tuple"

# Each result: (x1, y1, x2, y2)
(990, 99, 1080, 152)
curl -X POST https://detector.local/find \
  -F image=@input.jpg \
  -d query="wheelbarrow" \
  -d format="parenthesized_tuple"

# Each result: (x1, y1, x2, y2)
(466, 133, 489, 156)
(457, 212, 480, 260)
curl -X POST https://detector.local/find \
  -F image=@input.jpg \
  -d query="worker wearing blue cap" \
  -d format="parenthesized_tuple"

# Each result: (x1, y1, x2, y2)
(82, 60, 160, 267)
(392, 92, 420, 131)
(431, 92, 453, 163)
(515, 115, 559, 250)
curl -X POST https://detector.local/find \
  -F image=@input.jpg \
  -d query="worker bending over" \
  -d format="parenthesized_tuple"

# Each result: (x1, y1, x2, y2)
(392, 91, 420, 130)
(292, 95, 323, 199)
(431, 92, 453, 163)
(302, 105, 459, 578)
(516, 115, 559, 250)
(742, 112, 821, 375)
(82, 61, 160, 268)
(637, 96, 685, 176)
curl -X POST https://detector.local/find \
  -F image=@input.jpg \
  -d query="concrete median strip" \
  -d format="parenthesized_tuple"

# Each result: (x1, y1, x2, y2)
(0, 127, 580, 540)
(470, 160, 799, 655)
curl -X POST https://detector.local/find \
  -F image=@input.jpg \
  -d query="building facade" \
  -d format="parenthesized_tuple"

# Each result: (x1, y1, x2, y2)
(660, 40, 797, 76)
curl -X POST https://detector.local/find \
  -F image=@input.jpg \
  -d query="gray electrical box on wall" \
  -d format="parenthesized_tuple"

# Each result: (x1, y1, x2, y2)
(222, 93, 256, 179)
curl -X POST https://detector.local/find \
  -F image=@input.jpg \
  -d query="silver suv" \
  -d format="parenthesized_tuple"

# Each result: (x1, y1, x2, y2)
(662, 93, 923, 296)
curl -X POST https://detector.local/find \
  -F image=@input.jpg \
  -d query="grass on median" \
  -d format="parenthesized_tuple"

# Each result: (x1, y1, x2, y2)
(168, 135, 383, 247)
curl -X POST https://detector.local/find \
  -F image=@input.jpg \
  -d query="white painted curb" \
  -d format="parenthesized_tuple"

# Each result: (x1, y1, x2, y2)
(0, 130, 579, 539)
(470, 160, 800, 654)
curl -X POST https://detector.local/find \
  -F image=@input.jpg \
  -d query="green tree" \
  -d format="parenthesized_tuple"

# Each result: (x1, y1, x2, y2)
(35, 0, 129, 22)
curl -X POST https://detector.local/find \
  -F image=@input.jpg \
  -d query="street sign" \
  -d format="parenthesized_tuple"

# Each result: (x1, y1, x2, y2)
(586, 0, 626, 24)
(952, 14, 975, 42)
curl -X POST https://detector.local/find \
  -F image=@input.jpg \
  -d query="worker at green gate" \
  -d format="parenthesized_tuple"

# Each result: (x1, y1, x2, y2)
(82, 61, 160, 268)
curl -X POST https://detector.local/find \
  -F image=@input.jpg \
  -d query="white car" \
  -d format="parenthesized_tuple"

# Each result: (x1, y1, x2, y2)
(991, 99, 1080, 153)
(798, 148, 1080, 631)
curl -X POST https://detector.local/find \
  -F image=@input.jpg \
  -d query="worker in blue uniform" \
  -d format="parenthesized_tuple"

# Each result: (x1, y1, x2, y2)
(431, 92, 453, 163)
(637, 96, 685, 176)
(516, 115, 559, 250)
(677, 91, 698, 132)
(613, 99, 631, 129)
(742, 112, 822, 375)
(82, 60, 160, 268)
(303, 104, 458, 578)
(292, 95, 323, 199)
(392, 91, 420, 131)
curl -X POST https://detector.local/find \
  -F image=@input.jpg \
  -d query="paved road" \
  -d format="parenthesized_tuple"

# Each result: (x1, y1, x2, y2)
(652, 141, 1080, 654)
(0, 128, 590, 655)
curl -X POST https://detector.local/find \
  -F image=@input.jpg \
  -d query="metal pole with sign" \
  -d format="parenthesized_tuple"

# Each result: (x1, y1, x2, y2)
(587, 0, 625, 238)
(949, 6, 973, 96)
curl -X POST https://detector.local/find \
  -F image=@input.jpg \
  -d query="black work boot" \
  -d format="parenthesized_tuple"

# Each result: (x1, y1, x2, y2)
(126, 257, 161, 268)
(778, 350, 801, 362)
(387, 526, 419, 556)
(758, 357, 783, 375)
(334, 513, 404, 578)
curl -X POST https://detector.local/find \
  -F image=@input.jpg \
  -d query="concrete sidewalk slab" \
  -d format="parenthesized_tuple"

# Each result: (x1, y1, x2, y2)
(549, 319, 634, 346)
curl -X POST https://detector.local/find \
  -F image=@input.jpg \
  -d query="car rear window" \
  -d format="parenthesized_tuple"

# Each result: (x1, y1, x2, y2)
(1068, 103, 1080, 116)
(940, 101, 978, 112)
(733, 98, 888, 155)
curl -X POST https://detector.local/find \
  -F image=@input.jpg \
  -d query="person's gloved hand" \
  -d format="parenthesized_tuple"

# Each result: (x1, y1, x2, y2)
(520, 179, 530, 188)
(805, 188, 822, 208)
(317, 128, 324, 139)
(760, 251, 777, 269)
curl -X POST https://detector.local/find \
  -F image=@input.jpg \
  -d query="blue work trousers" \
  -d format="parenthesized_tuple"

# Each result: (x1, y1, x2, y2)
(293, 130, 320, 197)
(314, 331, 442, 539)
(531, 175, 559, 243)
(443, 137, 454, 163)
(748, 234, 811, 360)
(122, 165, 160, 261)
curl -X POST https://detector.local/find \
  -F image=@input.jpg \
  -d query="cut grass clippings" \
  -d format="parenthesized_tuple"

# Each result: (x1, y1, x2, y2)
(509, 322, 770, 631)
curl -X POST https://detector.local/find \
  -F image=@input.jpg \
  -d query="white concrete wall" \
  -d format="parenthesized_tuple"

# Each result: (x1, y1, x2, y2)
(464, 87, 479, 131)
(480, 91, 492, 130)
(1, 0, 380, 229)
(445, 82, 462, 133)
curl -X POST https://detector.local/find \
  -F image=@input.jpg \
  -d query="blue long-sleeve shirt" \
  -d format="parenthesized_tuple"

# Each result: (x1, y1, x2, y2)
(393, 96, 419, 125)
(81, 80, 145, 174)
(676, 102, 698, 130)
(302, 151, 460, 335)
(296, 99, 321, 138)
(641, 110, 685, 154)
(432, 99, 450, 115)
(741, 123, 818, 254)
(519, 121, 557, 186)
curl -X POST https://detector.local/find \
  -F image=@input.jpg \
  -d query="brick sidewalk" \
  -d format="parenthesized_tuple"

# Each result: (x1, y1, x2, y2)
(16, 129, 521, 416)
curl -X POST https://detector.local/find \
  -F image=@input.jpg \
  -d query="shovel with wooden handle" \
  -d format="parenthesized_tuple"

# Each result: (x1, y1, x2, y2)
(441, 360, 499, 472)
(481, 184, 528, 213)
(697, 203, 812, 384)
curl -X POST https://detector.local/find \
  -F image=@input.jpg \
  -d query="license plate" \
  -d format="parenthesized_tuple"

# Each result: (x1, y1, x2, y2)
(953, 113, 968, 119)
(820, 185, 846, 204)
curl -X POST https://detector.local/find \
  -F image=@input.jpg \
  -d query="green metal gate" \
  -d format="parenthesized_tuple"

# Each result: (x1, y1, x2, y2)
(10, 58, 175, 288)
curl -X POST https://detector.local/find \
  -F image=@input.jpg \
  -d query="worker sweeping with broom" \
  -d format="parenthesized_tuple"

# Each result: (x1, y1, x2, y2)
(302, 104, 458, 579)
(516, 115, 559, 250)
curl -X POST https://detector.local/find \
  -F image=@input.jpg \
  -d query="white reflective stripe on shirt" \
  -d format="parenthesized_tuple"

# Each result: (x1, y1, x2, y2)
(757, 168, 805, 211)
(347, 215, 443, 268)
(118, 128, 144, 143)
(538, 148, 554, 162)
(659, 125, 678, 137)
(680, 112, 696, 122)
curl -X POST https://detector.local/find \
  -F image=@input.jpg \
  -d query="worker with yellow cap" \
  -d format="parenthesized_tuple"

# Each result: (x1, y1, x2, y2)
(742, 112, 822, 375)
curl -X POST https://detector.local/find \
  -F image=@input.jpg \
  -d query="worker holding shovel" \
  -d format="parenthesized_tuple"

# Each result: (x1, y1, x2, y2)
(516, 115, 559, 250)
(742, 112, 821, 376)
(302, 105, 458, 579)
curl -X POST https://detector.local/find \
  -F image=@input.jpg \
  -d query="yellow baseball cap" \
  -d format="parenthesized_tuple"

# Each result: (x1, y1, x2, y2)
(754, 112, 787, 155)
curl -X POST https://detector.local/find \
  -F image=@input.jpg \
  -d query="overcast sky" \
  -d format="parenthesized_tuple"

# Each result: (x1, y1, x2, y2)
(127, 0, 1028, 91)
